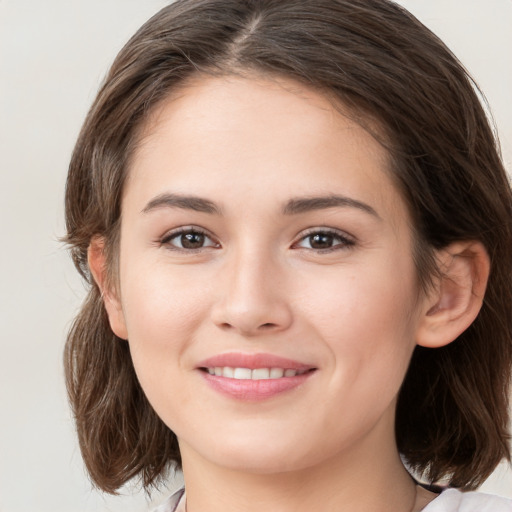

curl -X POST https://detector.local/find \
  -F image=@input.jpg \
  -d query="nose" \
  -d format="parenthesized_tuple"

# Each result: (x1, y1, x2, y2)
(211, 249, 293, 337)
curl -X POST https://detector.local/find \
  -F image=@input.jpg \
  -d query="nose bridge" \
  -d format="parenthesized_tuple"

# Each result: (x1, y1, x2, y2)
(212, 242, 292, 335)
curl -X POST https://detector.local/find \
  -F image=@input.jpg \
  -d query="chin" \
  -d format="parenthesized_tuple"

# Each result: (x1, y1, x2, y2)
(183, 429, 324, 475)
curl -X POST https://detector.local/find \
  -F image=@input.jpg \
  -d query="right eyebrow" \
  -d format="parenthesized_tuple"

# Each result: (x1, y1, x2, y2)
(141, 193, 223, 215)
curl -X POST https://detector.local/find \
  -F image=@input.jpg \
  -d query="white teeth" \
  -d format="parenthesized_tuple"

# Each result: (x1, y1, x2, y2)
(223, 366, 234, 378)
(207, 367, 305, 380)
(270, 368, 284, 379)
(252, 368, 270, 380)
(233, 367, 252, 380)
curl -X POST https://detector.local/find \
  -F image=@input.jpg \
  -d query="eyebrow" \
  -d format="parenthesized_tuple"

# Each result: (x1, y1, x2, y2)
(142, 193, 222, 215)
(282, 195, 380, 218)
(141, 192, 379, 219)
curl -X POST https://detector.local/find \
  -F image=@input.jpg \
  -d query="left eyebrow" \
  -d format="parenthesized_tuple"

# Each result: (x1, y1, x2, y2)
(282, 195, 380, 219)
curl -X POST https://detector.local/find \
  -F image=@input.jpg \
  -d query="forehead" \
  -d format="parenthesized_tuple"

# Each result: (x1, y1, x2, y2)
(136, 74, 385, 158)
(126, 74, 405, 226)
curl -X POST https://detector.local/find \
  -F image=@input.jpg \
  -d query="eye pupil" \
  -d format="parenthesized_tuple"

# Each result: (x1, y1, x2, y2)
(181, 232, 205, 248)
(310, 233, 334, 249)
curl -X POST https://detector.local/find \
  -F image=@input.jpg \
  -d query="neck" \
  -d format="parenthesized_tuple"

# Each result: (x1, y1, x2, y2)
(180, 411, 422, 512)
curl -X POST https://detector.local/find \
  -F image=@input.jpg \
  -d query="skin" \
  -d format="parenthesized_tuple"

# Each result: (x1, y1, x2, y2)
(90, 75, 489, 512)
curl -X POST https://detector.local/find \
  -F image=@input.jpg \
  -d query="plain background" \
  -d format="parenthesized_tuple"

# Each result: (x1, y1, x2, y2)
(1, 1, 511, 511)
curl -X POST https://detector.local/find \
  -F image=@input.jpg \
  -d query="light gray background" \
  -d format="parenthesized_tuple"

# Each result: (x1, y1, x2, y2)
(1, 1, 511, 511)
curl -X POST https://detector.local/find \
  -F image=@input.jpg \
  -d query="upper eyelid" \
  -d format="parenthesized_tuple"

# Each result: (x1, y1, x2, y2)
(158, 225, 355, 247)
(294, 226, 356, 242)
(291, 228, 357, 253)
(160, 226, 219, 247)
(161, 225, 213, 239)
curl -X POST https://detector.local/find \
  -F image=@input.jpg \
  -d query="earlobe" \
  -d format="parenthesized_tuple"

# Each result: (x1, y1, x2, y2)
(416, 241, 490, 349)
(88, 237, 128, 340)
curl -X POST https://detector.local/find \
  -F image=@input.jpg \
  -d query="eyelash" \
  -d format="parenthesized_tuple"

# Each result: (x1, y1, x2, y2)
(159, 227, 356, 253)
(160, 226, 219, 251)
(292, 228, 356, 253)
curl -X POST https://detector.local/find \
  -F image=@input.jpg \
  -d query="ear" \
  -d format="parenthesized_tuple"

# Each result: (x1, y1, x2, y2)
(416, 241, 490, 348)
(88, 237, 128, 340)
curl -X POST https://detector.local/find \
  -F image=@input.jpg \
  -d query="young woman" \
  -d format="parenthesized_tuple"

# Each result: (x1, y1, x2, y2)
(64, 1, 512, 510)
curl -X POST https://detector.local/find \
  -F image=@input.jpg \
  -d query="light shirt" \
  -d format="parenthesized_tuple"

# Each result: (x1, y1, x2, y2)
(422, 488, 512, 511)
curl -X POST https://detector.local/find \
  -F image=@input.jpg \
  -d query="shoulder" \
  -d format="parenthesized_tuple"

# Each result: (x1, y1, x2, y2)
(423, 488, 512, 512)
(152, 488, 186, 512)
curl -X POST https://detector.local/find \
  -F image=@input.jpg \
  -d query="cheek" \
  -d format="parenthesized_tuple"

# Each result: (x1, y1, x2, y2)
(118, 263, 213, 400)
(301, 261, 418, 336)
(299, 260, 419, 379)
(119, 272, 209, 431)
(121, 261, 210, 339)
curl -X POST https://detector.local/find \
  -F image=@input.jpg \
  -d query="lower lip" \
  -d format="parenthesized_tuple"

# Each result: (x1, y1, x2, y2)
(200, 371, 314, 401)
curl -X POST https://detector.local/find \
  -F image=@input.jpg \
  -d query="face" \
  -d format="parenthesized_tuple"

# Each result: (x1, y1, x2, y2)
(110, 75, 429, 474)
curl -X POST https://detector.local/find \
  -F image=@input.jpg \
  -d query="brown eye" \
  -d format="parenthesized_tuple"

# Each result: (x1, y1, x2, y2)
(308, 233, 335, 249)
(164, 229, 218, 250)
(295, 229, 355, 251)
(181, 232, 205, 249)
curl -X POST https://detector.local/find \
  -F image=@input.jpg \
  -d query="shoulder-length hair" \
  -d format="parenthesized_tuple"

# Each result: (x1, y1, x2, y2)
(64, 0, 512, 494)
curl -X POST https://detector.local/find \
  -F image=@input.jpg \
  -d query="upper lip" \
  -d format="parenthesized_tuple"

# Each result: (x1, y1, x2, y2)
(197, 352, 315, 371)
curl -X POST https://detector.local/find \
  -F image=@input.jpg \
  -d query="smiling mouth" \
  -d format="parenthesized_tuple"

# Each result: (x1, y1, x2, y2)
(198, 358, 317, 400)
(201, 367, 315, 380)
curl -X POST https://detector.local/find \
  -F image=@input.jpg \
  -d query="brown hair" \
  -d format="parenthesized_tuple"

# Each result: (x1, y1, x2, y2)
(64, 0, 512, 493)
